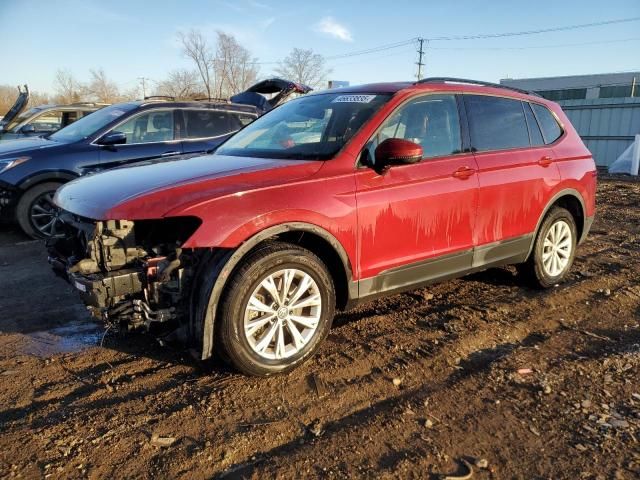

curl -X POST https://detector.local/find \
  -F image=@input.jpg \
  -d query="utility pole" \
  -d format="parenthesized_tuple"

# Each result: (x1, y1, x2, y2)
(416, 38, 426, 80)
(138, 77, 150, 99)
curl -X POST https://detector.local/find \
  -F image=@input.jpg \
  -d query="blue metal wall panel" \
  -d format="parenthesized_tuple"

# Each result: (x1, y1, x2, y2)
(559, 98, 640, 166)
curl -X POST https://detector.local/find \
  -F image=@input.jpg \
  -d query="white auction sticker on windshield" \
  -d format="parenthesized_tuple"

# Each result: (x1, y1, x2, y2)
(332, 95, 377, 103)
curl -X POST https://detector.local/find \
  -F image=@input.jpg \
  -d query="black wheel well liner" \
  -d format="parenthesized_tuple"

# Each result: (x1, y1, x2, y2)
(192, 222, 354, 360)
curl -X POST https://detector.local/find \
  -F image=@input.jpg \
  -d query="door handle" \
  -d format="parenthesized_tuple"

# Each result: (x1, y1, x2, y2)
(161, 151, 180, 157)
(538, 156, 554, 167)
(452, 166, 475, 179)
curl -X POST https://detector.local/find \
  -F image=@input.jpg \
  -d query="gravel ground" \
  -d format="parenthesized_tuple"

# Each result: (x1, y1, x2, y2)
(0, 177, 638, 479)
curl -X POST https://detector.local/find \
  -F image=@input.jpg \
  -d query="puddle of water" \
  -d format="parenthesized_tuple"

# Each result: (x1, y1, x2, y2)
(23, 321, 106, 357)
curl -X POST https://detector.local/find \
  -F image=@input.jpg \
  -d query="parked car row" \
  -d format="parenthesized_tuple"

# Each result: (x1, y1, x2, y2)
(0, 78, 310, 238)
(45, 77, 597, 376)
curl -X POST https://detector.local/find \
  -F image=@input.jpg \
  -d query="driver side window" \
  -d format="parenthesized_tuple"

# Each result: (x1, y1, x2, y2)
(114, 110, 174, 144)
(369, 94, 462, 161)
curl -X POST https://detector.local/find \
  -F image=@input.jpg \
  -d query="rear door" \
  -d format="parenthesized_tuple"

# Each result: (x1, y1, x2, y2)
(179, 108, 256, 154)
(97, 109, 184, 168)
(465, 94, 561, 263)
(355, 93, 479, 293)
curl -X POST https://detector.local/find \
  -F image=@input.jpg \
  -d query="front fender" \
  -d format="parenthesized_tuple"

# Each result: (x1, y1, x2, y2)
(193, 221, 354, 360)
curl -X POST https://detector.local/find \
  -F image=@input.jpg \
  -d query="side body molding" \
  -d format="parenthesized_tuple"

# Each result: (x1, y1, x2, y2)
(195, 222, 354, 360)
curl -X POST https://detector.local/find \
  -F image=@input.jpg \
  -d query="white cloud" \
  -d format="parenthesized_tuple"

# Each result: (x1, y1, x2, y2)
(314, 16, 353, 42)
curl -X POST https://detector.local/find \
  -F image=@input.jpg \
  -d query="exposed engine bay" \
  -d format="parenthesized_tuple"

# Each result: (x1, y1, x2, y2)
(47, 213, 203, 331)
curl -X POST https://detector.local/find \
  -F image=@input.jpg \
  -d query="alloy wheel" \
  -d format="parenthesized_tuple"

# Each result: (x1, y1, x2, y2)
(243, 268, 322, 360)
(29, 190, 63, 238)
(541, 219, 572, 277)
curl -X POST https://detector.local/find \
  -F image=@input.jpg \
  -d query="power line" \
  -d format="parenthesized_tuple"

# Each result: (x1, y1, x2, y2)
(251, 17, 640, 67)
(426, 17, 640, 42)
(429, 37, 640, 51)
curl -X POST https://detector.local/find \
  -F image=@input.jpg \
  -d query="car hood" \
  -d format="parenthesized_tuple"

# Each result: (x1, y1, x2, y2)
(0, 136, 59, 156)
(55, 153, 322, 220)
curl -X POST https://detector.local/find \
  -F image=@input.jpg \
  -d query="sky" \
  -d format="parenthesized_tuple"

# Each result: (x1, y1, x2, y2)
(1, 0, 639, 96)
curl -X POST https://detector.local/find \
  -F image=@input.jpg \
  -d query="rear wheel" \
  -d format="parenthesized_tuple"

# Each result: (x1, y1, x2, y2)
(518, 207, 577, 288)
(16, 182, 65, 239)
(216, 242, 335, 376)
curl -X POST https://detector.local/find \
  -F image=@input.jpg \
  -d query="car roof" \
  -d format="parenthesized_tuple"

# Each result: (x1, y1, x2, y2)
(319, 78, 545, 103)
(132, 100, 259, 115)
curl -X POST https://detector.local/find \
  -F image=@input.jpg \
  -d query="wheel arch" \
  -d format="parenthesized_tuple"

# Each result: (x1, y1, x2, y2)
(525, 188, 586, 259)
(193, 222, 355, 360)
(16, 171, 77, 192)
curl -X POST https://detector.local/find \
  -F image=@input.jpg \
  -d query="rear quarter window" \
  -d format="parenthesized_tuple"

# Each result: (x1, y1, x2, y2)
(465, 95, 530, 152)
(531, 103, 563, 144)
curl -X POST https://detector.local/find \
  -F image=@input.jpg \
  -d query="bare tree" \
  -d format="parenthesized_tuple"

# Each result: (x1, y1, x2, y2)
(53, 69, 84, 104)
(215, 32, 259, 97)
(86, 69, 121, 103)
(154, 69, 203, 99)
(178, 29, 215, 99)
(275, 48, 331, 88)
(0, 85, 20, 115)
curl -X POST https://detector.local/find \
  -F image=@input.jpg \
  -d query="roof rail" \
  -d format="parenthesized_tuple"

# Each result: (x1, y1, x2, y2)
(144, 95, 176, 101)
(68, 102, 110, 107)
(193, 97, 230, 103)
(415, 77, 540, 97)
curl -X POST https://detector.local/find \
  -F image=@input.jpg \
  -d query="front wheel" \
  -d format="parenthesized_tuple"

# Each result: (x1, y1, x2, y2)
(216, 242, 335, 376)
(16, 182, 65, 239)
(518, 207, 578, 288)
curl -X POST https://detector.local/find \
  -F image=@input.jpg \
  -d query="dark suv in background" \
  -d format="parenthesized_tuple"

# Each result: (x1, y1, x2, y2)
(0, 100, 258, 238)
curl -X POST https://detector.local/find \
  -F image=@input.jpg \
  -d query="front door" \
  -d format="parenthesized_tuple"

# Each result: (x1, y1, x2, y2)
(355, 93, 479, 297)
(98, 109, 183, 169)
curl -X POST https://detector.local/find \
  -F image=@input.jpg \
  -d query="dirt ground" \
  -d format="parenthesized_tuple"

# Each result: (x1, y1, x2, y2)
(0, 176, 638, 480)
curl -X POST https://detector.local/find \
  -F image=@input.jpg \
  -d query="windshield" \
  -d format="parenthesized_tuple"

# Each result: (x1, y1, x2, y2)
(49, 103, 138, 143)
(5, 107, 40, 132)
(217, 92, 391, 160)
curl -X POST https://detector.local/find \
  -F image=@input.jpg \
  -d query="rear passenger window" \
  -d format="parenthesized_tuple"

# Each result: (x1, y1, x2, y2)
(523, 103, 544, 146)
(183, 110, 237, 139)
(531, 103, 563, 144)
(465, 95, 530, 152)
(374, 94, 462, 158)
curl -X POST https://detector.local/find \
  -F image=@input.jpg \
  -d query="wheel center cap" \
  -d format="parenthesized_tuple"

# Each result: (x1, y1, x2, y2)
(277, 307, 288, 319)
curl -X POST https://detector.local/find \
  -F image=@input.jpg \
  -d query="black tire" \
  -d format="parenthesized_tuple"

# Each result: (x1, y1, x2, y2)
(216, 242, 335, 376)
(518, 207, 578, 288)
(16, 182, 64, 239)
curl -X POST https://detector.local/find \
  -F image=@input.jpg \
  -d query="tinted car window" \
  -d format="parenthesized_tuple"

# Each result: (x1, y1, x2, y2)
(184, 110, 232, 138)
(29, 110, 63, 132)
(465, 95, 530, 152)
(374, 94, 462, 159)
(524, 102, 545, 146)
(115, 110, 174, 144)
(531, 103, 563, 144)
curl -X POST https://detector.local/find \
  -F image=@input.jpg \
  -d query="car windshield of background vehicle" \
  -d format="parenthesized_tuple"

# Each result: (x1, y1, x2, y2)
(5, 107, 40, 132)
(217, 93, 391, 160)
(48, 103, 138, 143)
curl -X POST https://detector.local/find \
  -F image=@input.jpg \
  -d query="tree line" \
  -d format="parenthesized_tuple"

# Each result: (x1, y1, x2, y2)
(0, 29, 331, 115)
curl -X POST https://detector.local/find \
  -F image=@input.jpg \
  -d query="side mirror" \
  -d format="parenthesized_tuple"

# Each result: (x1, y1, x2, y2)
(98, 131, 127, 146)
(373, 138, 423, 172)
(21, 124, 36, 134)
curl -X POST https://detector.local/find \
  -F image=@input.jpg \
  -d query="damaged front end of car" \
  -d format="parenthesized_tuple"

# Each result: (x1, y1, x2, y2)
(47, 213, 203, 333)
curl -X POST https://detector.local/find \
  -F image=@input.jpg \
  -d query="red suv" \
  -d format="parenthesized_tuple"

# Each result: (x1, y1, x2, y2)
(49, 78, 596, 376)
